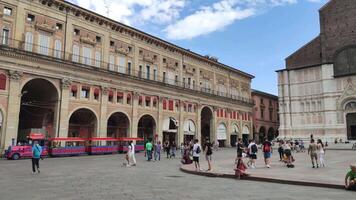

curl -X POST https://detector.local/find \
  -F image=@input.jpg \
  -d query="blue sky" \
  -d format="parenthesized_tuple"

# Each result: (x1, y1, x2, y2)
(68, 0, 329, 95)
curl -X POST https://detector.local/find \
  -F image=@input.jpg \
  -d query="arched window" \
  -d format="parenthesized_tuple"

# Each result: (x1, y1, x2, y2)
(54, 39, 62, 58)
(334, 47, 356, 76)
(24, 32, 33, 52)
(0, 74, 6, 90)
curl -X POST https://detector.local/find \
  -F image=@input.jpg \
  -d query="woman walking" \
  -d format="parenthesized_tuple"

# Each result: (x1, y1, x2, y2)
(317, 139, 326, 167)
(205, 140, 213, 171)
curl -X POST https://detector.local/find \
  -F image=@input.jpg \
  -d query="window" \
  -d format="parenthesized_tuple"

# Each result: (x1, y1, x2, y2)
(54, 40, 62, 58)
(96, 36, 101, 43)
(188, 77, 191, 88)
(260, 98, 264, 104)
(126, 94, 131, 105)
(153, 66, 157, 81)
(74, 29, 80, 36)
(71, 85, 77, 98)
(163, 72, 166, 83)
(94, 88, 100, 100)
(24, 32, 33, 51)
(183, 77, 186, 87)
(118, 56, 126, 73)
(146, 65, 150, 79)
(81, 87, 90, 99)
(260, 108, 264, 119)
(109, 55, 115, 71)
(163, 58, 166, 63)
(269, 110, 273, 121)
(95, 51, 101, 67)
(168, 100, 174, 111)
(3, 7, 12, 16)
(138, 96, 143, 106)
(192, 80, 195, 89)
(27, 14, 35, 22)
(56, 23, 63, 30)
(2, 29, 9, 45)
(145, 97, 150, 107)
(0, 74, 6, 90)
(38, 34, 50, 55)
(72, 45, 79, 62)
(82, 47, 92, 65)
(117, 92, 123, 103)
(127, 62, 132, 75)
(110, 41, 115, 47)
(153, 98, 157, 107)
(108, 91, 113, 102)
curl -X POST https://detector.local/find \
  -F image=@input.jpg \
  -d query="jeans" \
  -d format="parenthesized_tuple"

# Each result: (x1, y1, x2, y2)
(154, 151, 161, 161)
(32, 158, 40, 172)
(147, 150, 152, 161)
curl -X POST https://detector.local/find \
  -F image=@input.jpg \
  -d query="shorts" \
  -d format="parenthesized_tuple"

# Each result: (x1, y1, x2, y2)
(310, 153, 317, 160)
(264, 152, 271, 158)
(284, 149, 291, 157)
(205, 154, 212, 161)
(193, 156, 199, 162)
(250, 154, 257, 160)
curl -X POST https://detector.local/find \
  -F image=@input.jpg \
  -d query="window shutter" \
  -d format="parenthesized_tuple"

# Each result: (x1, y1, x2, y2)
(38, 34, 49, 55)
(109, 55, 115, 71)
(0, 74, 6, 90)
(95, 51, 101, 67)
(72, 45, 79, 62)
(82, 47, 92, 65)
(54, 40, 62, 58)
(25, 32, 33, 52)
(118, 56, 126, 73)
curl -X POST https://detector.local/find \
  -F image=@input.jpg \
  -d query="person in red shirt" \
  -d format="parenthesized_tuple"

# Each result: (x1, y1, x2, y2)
(262, 138, 272, 168)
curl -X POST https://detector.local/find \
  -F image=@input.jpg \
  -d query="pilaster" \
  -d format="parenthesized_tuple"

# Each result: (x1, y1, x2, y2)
(99, 86, 108, 138)
(131, 92, 139, 138)
(58, 78, 71, 139)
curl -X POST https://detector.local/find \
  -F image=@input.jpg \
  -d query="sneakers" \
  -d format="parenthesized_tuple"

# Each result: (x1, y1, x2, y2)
(37, 168, 40, 174)
(32, 171, 36, 175)
(266, 165, 271, 168)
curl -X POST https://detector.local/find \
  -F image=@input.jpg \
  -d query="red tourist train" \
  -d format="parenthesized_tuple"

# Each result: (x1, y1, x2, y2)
(4, 133, 144, 160)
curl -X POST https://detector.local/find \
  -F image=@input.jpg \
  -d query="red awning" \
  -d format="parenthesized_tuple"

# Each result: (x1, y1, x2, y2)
(145, 96, 151, 101)
(127, 93, 131, 99)
(139, 96, 143, 101)
(109, 90, 114, 97)
(94, 88, 100, 95)
(71, 85, 77, 92)
(88, 137, 117, 141)
(118, 137, 144, 141)
(117, 92, 123, 97)
(49, 137, 86, 142)
(153, 97, 157, 103)
(28, 133, 45, 140)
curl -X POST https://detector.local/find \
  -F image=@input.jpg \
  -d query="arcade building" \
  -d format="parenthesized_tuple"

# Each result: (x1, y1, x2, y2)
(0, 0, 254, 152)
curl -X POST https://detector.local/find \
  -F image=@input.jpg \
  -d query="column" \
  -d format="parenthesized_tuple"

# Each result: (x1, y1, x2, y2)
(131, 92, 139, 138)
(157, 96, 163, 142)
(196, 104, 201, 145)
(99, 86, 108, 138)
(178, 101, 184, 146)
(226, 109, 231, 147)
(212, 107, 218, 143)
(3, 70, 22, 148)
(57, 78, 71, 139)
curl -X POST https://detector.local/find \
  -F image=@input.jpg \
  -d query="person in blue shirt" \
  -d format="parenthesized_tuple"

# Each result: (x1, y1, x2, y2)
(32, 141, 42, 174)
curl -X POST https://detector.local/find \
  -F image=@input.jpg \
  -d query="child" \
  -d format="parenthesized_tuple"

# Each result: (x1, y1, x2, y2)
(234, 155, 248, 179)
(345, 164, 356, 190)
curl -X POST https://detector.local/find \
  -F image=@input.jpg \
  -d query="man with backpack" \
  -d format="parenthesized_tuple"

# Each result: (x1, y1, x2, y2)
(247, 140, 258, 169)
(192, 139, 202, 171)
(31, 141, 42, 174)
(262, 138, 272, 168)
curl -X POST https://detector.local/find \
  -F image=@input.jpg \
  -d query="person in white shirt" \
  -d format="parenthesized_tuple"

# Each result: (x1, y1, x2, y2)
(317, 139, 325, 167)
(247, 140, 258, 169)
(192, 139, 201, 171)
(130, 141, 136, 166)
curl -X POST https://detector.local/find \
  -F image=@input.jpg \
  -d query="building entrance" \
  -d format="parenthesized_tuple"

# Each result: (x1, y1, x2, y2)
(346, 113, 356, 140)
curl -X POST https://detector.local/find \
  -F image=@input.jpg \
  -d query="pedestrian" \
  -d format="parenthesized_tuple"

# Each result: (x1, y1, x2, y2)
(164, 140, 170, 158)
(192, 139, 202, 171)
(300, 140, 305, 152)
(345, 164, 356, 190)
(180, 143, 184, 159)
(247, 140, 258, 169)
(129, 141, 136, 166)
(205, 140, 213, 171)
(236, 138, 244, 157)
(154, 141, 161, 161)
(262, 138, 272, 168)
(170, 141, 176, 158)
(308, 139, 318, 168)
(278, 141, 284, 161)
(31, 141, 42, 174)
(282, 141, 294, 168)
(234, 154, 248, 179)
(317, 139, 325, 167)
(146, 139, 153, 161)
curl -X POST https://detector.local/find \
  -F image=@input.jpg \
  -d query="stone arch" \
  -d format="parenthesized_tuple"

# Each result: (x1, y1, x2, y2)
(201, 106, 214, 143)
(267, 127, 275, 141)
(21, 77, 60, 98)
(137, 114, 156, 142)
(107, 111, 130, 138)
(68, 108, 98, 138)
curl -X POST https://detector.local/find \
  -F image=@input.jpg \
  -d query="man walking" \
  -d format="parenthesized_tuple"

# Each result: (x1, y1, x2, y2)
(192, 139, 202, 171)
(262, 138, 272, 168)
(236, 138, 244, 157)
(154, 141, 161, 161)
(247, 140, 258, 169)
(145, 139, 153, 161)
(130, 141, 136, 166)
(308, 139, 318, 168)
(31, 141, 42, 174)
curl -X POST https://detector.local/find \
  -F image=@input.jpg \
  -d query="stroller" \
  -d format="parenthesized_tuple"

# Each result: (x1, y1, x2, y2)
(282, 149, 295, 168)
(181, 148, 192, 165)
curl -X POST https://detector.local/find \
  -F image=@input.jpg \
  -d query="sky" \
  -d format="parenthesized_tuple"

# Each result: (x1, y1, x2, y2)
(67, 0, 329, 95)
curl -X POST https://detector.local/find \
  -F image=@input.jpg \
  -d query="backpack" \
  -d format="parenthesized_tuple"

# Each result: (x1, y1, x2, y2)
(207, 145, 212, 155)
(263, 144, 271, 152)
(196, 146, 201, 154)
(251, 144, 258, 154)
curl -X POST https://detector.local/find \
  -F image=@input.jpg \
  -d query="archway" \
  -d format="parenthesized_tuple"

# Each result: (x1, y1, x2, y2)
(107, 112, 130, 138)
(230, 124, 239, 147)
(267, 127, 275, 141)
(201, 106, 213, 143)
(68, 108, 97, 138)
(259, 126, 266, 144)
(18, 78, 59, 142)
(242, 125, 250, 146)
(137, 114, 156, 143)
(217, 123, 227, 147)
(346, 113, 356, 140)
(162, 117, 178, 144)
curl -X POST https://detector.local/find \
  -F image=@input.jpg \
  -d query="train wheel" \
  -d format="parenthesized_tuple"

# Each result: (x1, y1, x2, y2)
(12, 153, 20, 160)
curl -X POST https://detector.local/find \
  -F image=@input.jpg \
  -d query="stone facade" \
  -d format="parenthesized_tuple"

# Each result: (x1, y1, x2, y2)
(278, 0, 356, 141)
(251, 90, 279, 143)
(0, 0, 254, 152)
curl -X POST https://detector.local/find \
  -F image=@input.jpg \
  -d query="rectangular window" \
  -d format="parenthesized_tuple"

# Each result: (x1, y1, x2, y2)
(81, 87, 90, 99)
(109, 55, 115, 71)
(108, 91, 113, 102)
(27, 14, 35, 22)
(127, 62, 132, 75)
(188, 77, 191, 88)
(56, 23, 63, 30)
(175, 75, 178, 85)
(145, 97, 150, 107)
(168, 100, 174, 111)
(153, 67, 157, 81)
(38, 34, 50, 55)
(54, 40, 62, 58)
(192, 80, 195, 90)
(72, 45, 79, 62)
(146, 65, 150, 79)
(261, 108, 264, 119)
(2, 29, 9, 45)
(3, 7, 12, 16)
(183, 78, 186, 87)
(95, 51, 101, 67)
(25, 32, 33, 52)
(138, 65, 143, 78)
(118, 56, 126, 73)
(117, 92, 123, 104)
(269, 110, 273, 121)
(82, 47, 92, 65)
(163, 72, 166, 83)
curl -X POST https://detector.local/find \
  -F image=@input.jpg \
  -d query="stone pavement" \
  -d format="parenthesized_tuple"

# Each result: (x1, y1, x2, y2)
(181, 148, 356, 188)
(0, 152, 355, 200)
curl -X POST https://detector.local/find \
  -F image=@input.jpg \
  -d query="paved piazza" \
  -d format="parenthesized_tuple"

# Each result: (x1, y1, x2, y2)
(0, 149, 354, 200)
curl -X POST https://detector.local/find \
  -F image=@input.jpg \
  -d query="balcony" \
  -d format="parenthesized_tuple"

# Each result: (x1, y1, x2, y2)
(0, 37, 254, 105)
